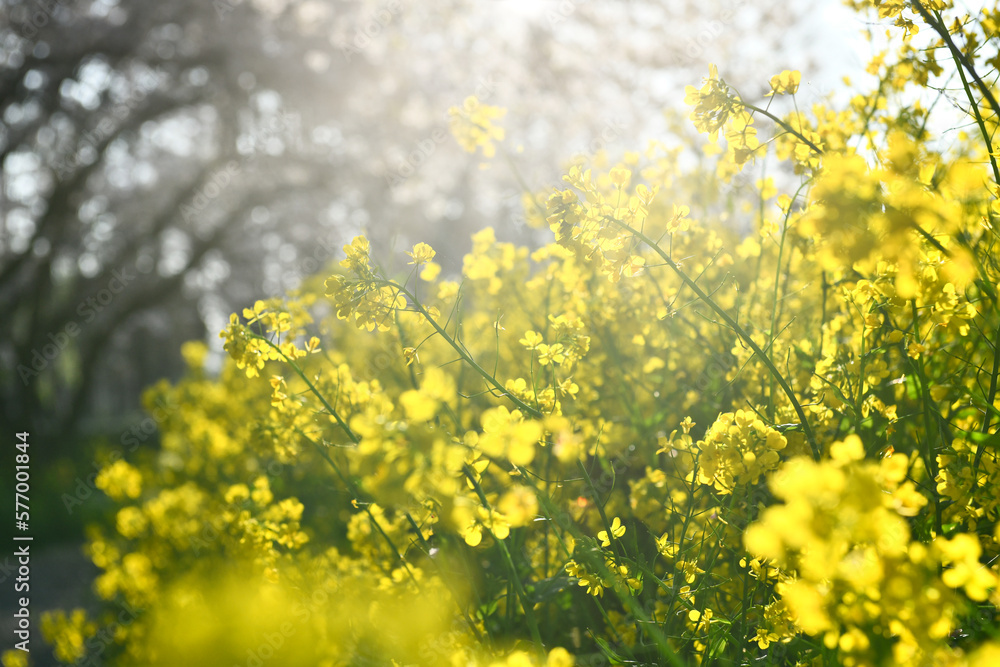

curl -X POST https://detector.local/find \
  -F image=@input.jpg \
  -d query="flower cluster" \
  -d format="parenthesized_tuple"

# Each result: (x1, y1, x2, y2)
(39, 4, 1000, 666)
(691, 409, 788, 493)
(448, 95, 507, 158)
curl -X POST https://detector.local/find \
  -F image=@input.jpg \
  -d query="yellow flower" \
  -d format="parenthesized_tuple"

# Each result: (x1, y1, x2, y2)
(536, 342, 566, 366)
(1, 650, 28, 667)
(765, 69, 802, 96)
(677, 559, 704, 584)
(95, 461, 142, 501)
(829, 434, 865, 463)
(460, 506, 510, 546)
(684, 63, 741, 140)
(479, 406, 542, 465)
(340, 235, 372, 274)
(519, 330, 543, 350)
(250, 476, 273, 506)
(180, 340, 208, 370)
(936, 534, 997, 601)
(242, 299, 267, 323)
(598, 517, 626, 547)
(667, 204, 690, 233)
(406, 242, 436, 265)
(751, 627, 779, 650)
(115, 506, 148, 539)
(400, 389, 438, 423)
(224, 483, 250, 505)
(565, 559, 605, 597)
(269, 375, 287, 406)
(448, 96, 507, 157)
(609, 167, 631, 189)
(557, 378, 579, 398)
(545, 647, 575, 667)
(39, 610, 96, 663)
(220, 312, 277, 377)
(419, 261, 441, 281)
(970, 643, 1000, 667)
(498, 486, 538, 527)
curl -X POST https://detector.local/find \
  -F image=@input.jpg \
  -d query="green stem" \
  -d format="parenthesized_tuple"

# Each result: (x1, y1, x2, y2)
(908, 2, 1000, 465)
(907, 301, 945, 532)
(530, 486, 686, 667)
(257, 337, 422, 587)
(767, 214, 790, 421)
(403, 511, 488, 646)
(258, 336, 360, 444)
(855, 305, 868, 438)
(463, 465, 545, 650)
(605, 217, 820, 458)
(379, 280, 544, 419)
(911, 2, 1000, 144)
(294, 427, 421, 588)
(741, 101, 823, 156)
(576, 458, 625, 563)
(975, 317, 1000, 469)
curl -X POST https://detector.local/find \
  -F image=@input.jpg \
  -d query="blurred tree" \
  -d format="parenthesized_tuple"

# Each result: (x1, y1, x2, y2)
(0, 0, 854, 452)
(1, 0, 332, 449)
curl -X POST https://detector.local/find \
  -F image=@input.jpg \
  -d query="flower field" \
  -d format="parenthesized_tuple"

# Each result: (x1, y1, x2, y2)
(22, 2, 1000, 665)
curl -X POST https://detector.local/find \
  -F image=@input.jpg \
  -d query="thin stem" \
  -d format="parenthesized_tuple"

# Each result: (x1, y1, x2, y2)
(911, 2, 1000, 135)
(379, 280, 544, 419)
(402, 511, 488, 646)
(525, 477, 687, 667)
(907, 301, 945, 532)
(258, 336, 360, 444)
(463, 465, 545, 650)
(741, 101, 824, 156)
(767, 209, 790, 421)
(975, 317, 1000, 472)
(576, 458, 625, 563)
(908, 1, 1000, 463)
(295, 427, 421, 588)
(604, 217, 820, 458)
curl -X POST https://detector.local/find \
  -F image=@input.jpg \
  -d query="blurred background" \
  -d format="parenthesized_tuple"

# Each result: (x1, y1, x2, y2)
(0, 0, 867, 662)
